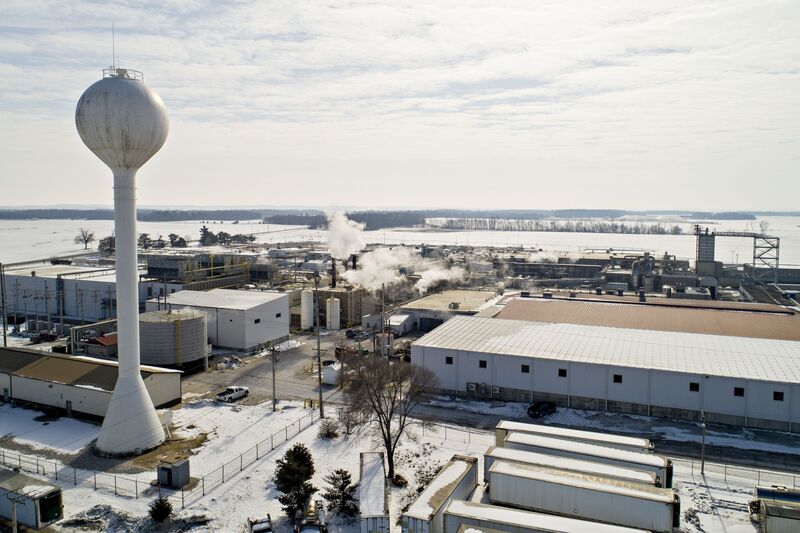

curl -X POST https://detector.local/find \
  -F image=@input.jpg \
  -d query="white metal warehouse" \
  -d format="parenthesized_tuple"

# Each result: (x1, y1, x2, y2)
(146, 288, 289, 351)
(411, 315, 800, 432)
(0, 347, 181, 418)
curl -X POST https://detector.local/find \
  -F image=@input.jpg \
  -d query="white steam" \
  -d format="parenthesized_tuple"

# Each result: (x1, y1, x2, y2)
(341, 247, 413, 291)
(415, 266, 466, 295)
(527, 251, 559, 263)
(327, 212, 366, 259)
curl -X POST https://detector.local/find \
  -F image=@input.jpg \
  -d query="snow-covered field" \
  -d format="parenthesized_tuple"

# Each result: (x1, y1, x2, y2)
(0, 400, 780, 532)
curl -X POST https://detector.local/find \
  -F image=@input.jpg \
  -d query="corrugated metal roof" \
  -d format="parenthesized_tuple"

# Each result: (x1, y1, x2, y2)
(0, 347, 180, 392)
(496, 297, 800, 341)
(155, 288, 286, 310)
(412, 316, 800, 383)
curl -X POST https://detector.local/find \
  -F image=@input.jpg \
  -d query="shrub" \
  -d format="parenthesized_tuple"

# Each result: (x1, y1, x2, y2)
(318, 419, 339, 439)
(149, 497, 173, 523)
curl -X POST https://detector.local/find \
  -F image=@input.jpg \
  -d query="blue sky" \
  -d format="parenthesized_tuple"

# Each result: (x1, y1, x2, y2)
(1, 1, 798, 209)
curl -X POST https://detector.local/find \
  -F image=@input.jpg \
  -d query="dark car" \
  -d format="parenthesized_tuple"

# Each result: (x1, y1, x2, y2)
(527, 401, 556, 419)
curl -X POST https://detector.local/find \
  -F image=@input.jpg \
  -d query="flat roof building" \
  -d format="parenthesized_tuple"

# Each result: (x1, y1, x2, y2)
(412, 315, 800, 432)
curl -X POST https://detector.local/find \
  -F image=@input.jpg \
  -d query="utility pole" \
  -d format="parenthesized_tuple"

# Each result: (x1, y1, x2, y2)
(0, 263, 7, 347)
(314, 273, 324, 418)
(700, 410, 707, 475)
(270, 343, 278, 412)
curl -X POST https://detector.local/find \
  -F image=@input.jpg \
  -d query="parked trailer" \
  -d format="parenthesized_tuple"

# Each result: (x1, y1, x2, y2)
(503, 431, 674, 488)
(483, 446, 659, 487)
(402, 455, 478, 533)
(488, 460, 679, 532)
(757, 500, 800, 533)
(0, 468, 63, 530)
(495, 420, 653, 453)
(359, 452, 389, 533)
(443, 499, 649, 533)
(757, 485, 800, 505)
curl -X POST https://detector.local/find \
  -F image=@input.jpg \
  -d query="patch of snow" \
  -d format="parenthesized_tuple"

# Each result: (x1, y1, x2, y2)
(0, 404, 99, 455)
(405, 459, 470, 519)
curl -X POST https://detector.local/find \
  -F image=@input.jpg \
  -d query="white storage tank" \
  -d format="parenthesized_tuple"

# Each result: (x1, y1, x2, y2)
(301, 290, 314, 330)
(139, 309, 208, 369)
(326, 297, 341, 330)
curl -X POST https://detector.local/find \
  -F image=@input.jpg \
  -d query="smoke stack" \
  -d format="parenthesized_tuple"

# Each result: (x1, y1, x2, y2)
(351, 254, 357, 270)
(331, 258, 337, 288)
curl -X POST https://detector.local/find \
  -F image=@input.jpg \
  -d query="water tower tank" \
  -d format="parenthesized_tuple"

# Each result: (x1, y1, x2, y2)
(326, 297, 340, 330)
(300, 290, 314, 330)
(139, 309, 208, 369)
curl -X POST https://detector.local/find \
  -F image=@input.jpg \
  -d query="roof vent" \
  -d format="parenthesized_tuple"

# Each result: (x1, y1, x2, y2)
(542, 292, 553, 299)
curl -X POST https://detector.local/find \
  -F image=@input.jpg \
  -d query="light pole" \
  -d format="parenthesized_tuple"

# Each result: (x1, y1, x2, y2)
(700, 410, 707, 475)
(314, 273, 324, 418)
(270, 343, 278, 412)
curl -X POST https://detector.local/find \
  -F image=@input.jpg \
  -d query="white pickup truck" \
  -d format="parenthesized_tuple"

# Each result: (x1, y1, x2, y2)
(216, 386, 249, 403)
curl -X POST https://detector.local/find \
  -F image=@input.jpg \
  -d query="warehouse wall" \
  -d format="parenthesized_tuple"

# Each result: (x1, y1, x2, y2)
(412, 344, 800, 433)
(7, 375, 111, 417)
(143, 372, 182, 408)
(244, 297, 290, 350)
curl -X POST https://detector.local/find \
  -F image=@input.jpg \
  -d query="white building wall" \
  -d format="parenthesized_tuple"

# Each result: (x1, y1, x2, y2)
(703, 377, 747, 418)
(747, 380, 790, 423)
(650, 371, 704, 411)
(10, 376, 111, 417)
(143, 372, 182, 408)
(569, 363, 606, 399)
(493, 354, 533, 392)
(531, 359, 569, 395)
(606, 366, 649, 404)
(244, 296, 290, 349)
(0, 374, 10, 398)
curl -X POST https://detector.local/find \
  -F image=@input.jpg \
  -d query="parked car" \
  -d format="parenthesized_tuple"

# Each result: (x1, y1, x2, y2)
(216, 386, 249, 403)
(527, 401, 556, 419)
(345, 329, 357, 339)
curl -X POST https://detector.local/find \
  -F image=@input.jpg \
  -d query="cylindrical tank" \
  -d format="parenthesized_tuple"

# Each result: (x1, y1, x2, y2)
(326, 297, 340, 330)
(139, 309, 207, 369)
(301, 290, 314, 330)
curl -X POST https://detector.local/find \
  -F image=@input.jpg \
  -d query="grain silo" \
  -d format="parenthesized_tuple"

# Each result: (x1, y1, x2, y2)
(139, 309, 208, 370)
(326, 297, 341, 330)
(301, 290, 314, 330)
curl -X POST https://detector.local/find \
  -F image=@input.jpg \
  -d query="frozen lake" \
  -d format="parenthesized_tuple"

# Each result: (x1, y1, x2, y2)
(1, 215, 799, 266)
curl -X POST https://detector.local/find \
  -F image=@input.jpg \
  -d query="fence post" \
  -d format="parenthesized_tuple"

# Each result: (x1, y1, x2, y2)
(691, 461, 694, 476)
(222, 464, 225, 483)
(135, 479, 138, 499)
(724, 465, 727, 483)
(240, 454, 243, 471)
(36, 457, 39, 473)
(256, 443, 259, 460)
(202, 476, 205, 496)
(74, 467, 77, 485)
(55, 461, 58, 481)
(285, 426, 288, 440)
(758, 470, 761, 484)
(114, 476, 117, 495)
(181, 489, 185, 509)
(271, 435, 274, 450)
(94, 471, 97, 490)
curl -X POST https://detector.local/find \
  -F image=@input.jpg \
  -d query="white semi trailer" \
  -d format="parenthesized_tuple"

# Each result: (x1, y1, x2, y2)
(359, 452, 389, 533)
(483, 446, 659, 487)
(488, 460, 680, 533)
(402, 455, 478, 533)
(0, 468, 63, 530)
(495, 420, 653, 453)
(503, 431, 674, 487)
(442, 500, 649, 533)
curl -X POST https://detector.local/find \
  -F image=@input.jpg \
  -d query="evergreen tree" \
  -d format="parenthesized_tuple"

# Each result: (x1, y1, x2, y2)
(274, 443, 316, 518)
(321, 469, 358, 517)
(200, 225, 218, 246)
(98, 234, 115, 255)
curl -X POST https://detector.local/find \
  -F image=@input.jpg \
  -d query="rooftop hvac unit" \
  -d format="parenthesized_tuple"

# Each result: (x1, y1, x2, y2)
(492, 386, 500, 395)
(466, 383, 477, 392)
(448, 301, 461, 309)
(542, 292, 553, 299)
(520, 291, 531, 298)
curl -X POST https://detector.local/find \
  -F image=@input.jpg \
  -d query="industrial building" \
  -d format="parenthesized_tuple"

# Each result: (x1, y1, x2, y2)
(0, 347, 181, 418)
(411, 306, 800, 431)
(147, 289, 289, 351)
(397, 289, 498, 332)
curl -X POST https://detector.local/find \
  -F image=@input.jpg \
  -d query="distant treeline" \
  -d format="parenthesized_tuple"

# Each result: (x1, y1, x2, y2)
(263, 211, 426, 230)
(689, 212, 755, 220)
(428, 218, 684, 235)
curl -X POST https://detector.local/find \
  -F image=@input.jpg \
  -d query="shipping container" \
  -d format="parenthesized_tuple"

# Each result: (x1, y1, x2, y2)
(758, 500, 800, 533)
(402, 455, 478, 533)
(359, 452, 389, 533)
(503, 431, 673, 487)
(0, 468, 63, 530)
(483, 446, 659, 487)
(495, 420, 653, 453)
(443, 499, 649, 533)
(488, 460, 679, 532)
(757, 485, 800, 504)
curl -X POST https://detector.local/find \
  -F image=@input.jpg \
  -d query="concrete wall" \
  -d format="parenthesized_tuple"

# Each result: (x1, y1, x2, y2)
(244, 296, 290, 350)
(411, 345, 800, 432)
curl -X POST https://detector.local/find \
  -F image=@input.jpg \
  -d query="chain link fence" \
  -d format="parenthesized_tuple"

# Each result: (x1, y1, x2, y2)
(0, 409, 321, 508)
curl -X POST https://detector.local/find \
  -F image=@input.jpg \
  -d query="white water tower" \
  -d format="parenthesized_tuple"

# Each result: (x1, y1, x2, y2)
(75, 67, 168, 455)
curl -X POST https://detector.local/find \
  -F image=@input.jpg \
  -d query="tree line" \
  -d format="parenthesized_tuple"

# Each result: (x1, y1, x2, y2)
(427, 218, 685, 235)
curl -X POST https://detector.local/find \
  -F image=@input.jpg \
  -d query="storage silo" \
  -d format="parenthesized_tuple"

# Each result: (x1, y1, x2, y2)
(301, 290, 314, 330)
(326, 297, 341, 330)
(139, 309, 208, 370)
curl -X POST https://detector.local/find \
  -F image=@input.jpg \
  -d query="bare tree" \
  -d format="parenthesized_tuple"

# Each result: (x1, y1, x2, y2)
(343, 356, 438, 480)
(73, 228, 96, 249)
(759, 219, 770, 234)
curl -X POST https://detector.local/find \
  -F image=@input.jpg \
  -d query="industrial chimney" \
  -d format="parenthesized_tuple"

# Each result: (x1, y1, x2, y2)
(330, 258, 337, 288)
(75, 67, 168, 455)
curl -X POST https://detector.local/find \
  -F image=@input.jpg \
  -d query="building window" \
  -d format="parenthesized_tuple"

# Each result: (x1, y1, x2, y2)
(689, 382, 700, 392)
(558, 368, 567, 378)
(445, 356, 453, 365)
(147, 287, 152, 297)
(275, 313, 282, 318)
(479, 360, 487, 369)
(613, 374, 623, 384)
(774, 391, 785, 402)
(734, 387, 744, 397)
(521, 364, 530, 374)
(254, 318, 261, 324)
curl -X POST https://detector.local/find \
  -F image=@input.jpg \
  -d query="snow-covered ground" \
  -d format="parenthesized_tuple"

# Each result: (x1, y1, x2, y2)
(426, 396, 800, 455)
(0, 400, 779, 532)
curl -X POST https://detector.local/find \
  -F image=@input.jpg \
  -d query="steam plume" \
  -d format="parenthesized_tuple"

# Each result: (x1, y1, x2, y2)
(327, 212, 366, 259)
(415, 266, 466, 294)
(341, 247, 413, 291)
